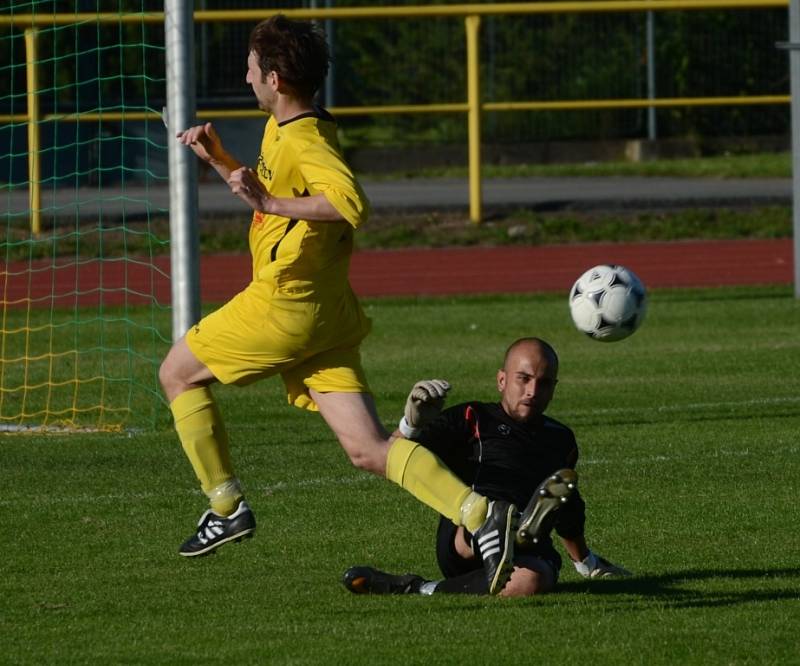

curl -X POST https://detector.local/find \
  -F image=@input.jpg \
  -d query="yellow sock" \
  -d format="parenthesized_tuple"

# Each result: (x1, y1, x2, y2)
(170, 387, 242, 516)
(386, 438, 487, 530)
(458, 490, 488, 534)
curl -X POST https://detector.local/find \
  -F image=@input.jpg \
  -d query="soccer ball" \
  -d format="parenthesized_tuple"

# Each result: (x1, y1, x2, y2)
(568, 264, 647, 342)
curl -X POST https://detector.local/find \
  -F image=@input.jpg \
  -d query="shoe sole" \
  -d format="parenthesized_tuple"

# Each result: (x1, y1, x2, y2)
(488, 503, 517, 595)
(179, 528, 255, 558)
(517, 469, 577, 544)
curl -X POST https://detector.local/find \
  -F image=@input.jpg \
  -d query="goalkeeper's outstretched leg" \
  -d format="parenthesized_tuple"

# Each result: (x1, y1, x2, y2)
(310, 388, 516, 596)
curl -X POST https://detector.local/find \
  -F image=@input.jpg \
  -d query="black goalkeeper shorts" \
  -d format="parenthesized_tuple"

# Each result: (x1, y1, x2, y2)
(435, 516, 562, 582)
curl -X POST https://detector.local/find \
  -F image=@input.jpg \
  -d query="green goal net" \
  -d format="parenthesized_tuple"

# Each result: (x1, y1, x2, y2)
(1, 1, 171, 431)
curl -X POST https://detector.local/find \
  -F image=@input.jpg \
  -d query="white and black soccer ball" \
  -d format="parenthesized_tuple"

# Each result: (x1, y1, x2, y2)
(568, 264, 647, 342)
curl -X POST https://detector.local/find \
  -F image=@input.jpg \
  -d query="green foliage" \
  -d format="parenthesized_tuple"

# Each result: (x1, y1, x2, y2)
(655, 9, 788, 138)
(3, 287, 800, 663)
(1, 0, 165, 113)
(1, 0, 169, 186)
(328, 5, 789, 145)
(364, 151, 792, 180)
(485, 12, 647, 140)
(176, 1, 793, 145)
(1, 2, 791, 159)
(471, 151, 792, 179)
(356, 205, 793, 250)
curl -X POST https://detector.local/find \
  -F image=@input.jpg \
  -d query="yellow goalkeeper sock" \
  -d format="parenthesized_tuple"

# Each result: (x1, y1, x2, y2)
(385, 438, 488, 532)
(170, 387, 242, 516)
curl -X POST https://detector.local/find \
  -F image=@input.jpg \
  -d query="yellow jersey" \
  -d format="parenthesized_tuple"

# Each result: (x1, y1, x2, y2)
(248, 108, 370, 299)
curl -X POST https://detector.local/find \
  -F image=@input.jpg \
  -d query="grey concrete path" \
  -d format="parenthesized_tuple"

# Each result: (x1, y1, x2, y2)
(3, 175, 792, 220)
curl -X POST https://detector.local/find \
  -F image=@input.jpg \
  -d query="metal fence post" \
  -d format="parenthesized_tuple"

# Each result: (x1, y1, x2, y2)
(791, 0, 800, 297)
(646, 10, 657, 140)
(466, 14, 482, 225)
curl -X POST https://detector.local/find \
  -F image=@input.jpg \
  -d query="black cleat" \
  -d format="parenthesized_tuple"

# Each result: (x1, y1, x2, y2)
(179, 500, 256, 557)
(517, 469, 578, 544)
(473, 500, 517, 595)
(342, 566, 425, 595)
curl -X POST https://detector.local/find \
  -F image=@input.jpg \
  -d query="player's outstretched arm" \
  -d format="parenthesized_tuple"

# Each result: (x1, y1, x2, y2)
(395, 379, 451, 439)
(176, 122, 242, 181)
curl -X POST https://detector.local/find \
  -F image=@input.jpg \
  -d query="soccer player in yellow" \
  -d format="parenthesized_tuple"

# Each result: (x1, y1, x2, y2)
(160, 14, 516, 594)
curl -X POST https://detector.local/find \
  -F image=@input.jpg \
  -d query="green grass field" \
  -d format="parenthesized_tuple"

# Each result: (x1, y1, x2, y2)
(3, 286, 800, 664)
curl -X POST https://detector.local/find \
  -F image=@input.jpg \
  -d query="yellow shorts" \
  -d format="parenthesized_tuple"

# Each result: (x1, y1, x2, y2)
(186, 280, 372, 411)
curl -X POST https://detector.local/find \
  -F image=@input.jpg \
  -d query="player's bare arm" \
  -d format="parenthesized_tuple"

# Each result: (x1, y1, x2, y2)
(228, 165, 350, 222)
(265, 192, 346, 222)
(174, 125, 339, 219)
(176, 122, 242, 180)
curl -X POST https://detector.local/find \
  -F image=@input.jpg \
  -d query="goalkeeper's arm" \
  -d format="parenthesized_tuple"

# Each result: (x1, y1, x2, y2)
(394, 379, 451, 440)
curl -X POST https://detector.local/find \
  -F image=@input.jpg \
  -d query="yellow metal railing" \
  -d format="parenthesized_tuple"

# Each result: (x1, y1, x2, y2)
(0, 0, 789, 24)
(24, 28, 40, 236)
(1, 0, 791, 224)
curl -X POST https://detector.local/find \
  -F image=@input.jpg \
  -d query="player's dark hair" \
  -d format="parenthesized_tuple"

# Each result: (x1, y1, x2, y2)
(503, 337, 559, 369)
(248, 15, 330, 101)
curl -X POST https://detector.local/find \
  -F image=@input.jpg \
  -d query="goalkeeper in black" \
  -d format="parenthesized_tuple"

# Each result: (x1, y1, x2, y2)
(343, 337, 630, 597)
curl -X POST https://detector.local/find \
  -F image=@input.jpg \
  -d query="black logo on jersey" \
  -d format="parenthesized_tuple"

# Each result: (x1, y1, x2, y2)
(498, 424, 511, 436)
(256, 154, 273, 181)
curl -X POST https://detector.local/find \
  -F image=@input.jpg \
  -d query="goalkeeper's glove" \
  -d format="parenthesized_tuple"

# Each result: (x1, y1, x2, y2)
(573, 551, 632, 578)
(398, 379, 451, 438)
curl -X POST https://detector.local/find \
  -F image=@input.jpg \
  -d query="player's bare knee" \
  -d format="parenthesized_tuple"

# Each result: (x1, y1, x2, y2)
(454, 527, 475, 559)
(158, 355, 178, 395)
(345, 448, 385, 475)
(339, 438, 389, 476)
(159, 341, 215, 401)
(500, 567, 553, 598)
(159, 353, 189, 397)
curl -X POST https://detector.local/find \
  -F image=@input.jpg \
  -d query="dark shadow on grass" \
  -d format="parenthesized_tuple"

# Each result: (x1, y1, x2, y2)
(556, 566, 800, 610)
(337, 567, 800, 614)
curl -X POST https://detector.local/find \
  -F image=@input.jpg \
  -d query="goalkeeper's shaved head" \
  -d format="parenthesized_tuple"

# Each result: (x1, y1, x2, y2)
(502, 337, 559, 373)
(498, 338, 559, 422)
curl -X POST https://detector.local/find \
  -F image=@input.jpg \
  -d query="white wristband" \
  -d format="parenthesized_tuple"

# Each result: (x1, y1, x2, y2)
(398, 416, 421, 439)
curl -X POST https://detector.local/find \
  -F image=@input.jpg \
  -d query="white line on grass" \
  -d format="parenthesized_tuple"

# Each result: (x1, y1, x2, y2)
(255, 474, 380, 494)
(558, 395, 800, 418)
(0, 474, 380, 508)
(583, 444, 798, 467)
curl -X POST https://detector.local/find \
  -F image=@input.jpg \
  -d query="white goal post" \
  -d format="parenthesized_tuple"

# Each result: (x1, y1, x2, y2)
(164, 0, 201, 339)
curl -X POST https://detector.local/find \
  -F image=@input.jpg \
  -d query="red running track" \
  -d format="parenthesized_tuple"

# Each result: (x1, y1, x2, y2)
(0, 239, 793, 308)
(346, 238, 793, 298)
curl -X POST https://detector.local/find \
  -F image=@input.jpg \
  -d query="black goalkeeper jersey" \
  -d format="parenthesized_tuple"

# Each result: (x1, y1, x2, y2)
(417, 401, 585, 544)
